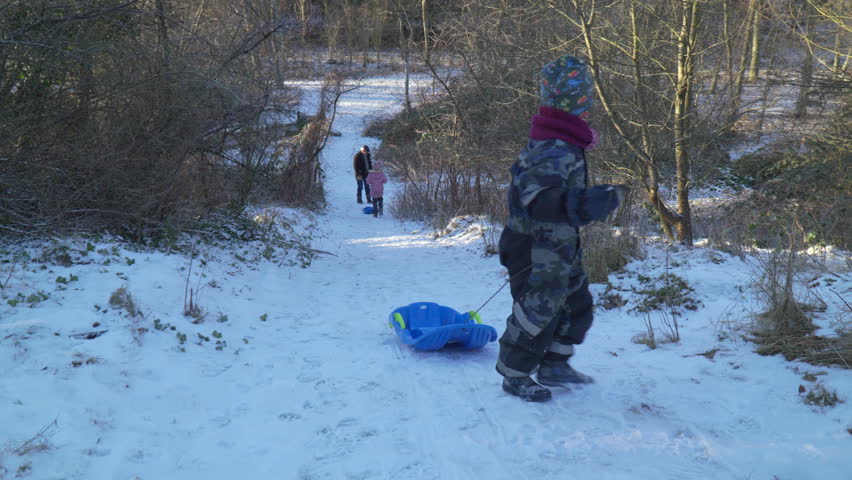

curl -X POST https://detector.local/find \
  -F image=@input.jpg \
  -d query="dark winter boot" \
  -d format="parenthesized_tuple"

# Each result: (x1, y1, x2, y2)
(502, 376, 552, 402)
(357, 194, 363, 204)
(537, 359, 594, 387)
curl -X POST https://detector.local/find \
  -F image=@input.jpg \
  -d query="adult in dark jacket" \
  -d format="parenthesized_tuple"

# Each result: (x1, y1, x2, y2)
(496, 55, 625, 402)
(353, 145, 373, 203)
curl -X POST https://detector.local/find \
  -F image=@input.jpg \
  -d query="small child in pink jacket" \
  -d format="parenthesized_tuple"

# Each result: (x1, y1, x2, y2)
(365, 160, 388, 217)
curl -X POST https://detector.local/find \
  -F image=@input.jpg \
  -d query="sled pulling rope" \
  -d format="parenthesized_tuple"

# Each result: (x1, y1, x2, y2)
(471, 236, 581, 315)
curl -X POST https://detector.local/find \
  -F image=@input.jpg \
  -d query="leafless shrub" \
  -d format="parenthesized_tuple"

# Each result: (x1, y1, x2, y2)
(634, 313, 658, 350)
(386, 134, 509, 230)
(751, 224, 814, 338)
(183, 255, 205, 321)
(750, 221, 851, 368)
(374, 19, 535, 227)
(0, 1, 303, 239)
(634, 308, 684, 350)
(722, 109, 851, 253)
(581, 205, 644, 284)
(275, 73, 351, 208)
(658, 308, 681, 344)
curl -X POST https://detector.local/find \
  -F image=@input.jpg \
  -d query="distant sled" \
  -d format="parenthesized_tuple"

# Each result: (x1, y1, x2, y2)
(362, 206, 374, 214)
(388, 302, 497, 351)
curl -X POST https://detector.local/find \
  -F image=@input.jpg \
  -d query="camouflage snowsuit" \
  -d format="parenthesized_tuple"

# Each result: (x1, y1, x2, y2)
(495, 138, 594, 378)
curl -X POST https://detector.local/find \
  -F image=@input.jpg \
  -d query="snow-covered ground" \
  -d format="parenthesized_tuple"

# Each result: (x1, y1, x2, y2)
(1, 74, 850, 480)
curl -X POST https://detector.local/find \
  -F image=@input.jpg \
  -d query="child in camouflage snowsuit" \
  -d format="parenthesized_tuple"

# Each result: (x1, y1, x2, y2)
(496, 55, 624, 402)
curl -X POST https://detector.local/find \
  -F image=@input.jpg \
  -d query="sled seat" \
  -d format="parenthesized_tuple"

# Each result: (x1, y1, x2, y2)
(388, 302, 497, 351)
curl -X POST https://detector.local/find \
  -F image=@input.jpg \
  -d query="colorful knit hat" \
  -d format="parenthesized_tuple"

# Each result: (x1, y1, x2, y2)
(539, 55, 594, 117)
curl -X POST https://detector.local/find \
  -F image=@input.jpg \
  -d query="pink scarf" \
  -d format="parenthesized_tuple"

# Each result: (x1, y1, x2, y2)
(529, 106, 598, 149)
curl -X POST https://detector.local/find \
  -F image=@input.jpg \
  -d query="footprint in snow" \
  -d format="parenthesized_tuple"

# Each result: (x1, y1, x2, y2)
(337, 417, 357, 428)
(358, 381, 379, 392)
(210, 415, 231, 427)
(85, 447, 111, 457)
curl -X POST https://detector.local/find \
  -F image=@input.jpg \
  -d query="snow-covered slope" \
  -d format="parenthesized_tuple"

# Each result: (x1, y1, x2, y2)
(1, 74, 850, 480)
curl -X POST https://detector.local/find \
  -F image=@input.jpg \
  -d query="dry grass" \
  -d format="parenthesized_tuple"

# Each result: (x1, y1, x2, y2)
(582, 221, 643, 284)
(750, 227, 851, 369)
(756, 331, 851, 368)
(108, 287, 140, 318)
(12, 418, 57, 456)
(802, 383, 843, 408)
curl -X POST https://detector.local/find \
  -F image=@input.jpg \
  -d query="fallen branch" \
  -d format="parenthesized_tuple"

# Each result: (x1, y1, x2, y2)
(2, 258, 18, 289)
(830, 289, 851, 313)
(69, 330, 109, 340)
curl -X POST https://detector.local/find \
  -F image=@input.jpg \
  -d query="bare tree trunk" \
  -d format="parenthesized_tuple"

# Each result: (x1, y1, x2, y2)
(398, 13, 412, 113)
(296, 0, 309, 43)
(155, 0, 171, 111)
(720, 0, 738, 131)
(756, 54, 777, 135)
(344, 0, 353, 65)
(723, 0, 733, 89)
(704, 0, 731, 95)
(155, 0, 170, 64)
(327, 3, 345, 63)
(375, 23, 382, 65)
(708, 50, 721, 95)
(574, 3, 681, 241)
(748, 0, 762, 83)
(421, 0, 430, 64)
(361, 2, 370, 68)
(78, 52, 94, 129)
(729, 0, 755, 131)
(630, 2, 653, 160)
(794, 9, 815, 118)
(629, 1, 674, 239)
(673, 0, 698, 246)
(270, 0, 284, 85)
(296, 0, 310, 64)
(362, 26, 369, 68)
(830, 26, 846, 79)
(374, 0, 387, 65)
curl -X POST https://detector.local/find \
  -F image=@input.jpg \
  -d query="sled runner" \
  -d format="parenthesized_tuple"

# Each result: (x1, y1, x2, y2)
(388, 302, 497, 351)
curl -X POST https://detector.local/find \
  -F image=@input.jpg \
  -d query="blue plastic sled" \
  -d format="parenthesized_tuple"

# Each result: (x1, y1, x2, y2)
(388, 302, 497, 351)
(362, 206, 374, 214)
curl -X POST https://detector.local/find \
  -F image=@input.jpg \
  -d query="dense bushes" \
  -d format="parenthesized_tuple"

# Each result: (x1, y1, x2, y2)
(0, 1, 314, 239)
(729, 101, 851, 250)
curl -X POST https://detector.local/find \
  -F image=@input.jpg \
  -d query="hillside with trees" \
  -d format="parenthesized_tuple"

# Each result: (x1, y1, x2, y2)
(0, 2, 850, 478)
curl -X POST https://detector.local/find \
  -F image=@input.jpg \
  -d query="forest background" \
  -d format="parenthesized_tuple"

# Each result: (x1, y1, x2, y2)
(0, 0, 849, 288)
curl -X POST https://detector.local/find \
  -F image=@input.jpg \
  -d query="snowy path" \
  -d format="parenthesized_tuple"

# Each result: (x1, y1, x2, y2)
(1, 74, 850, 480)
